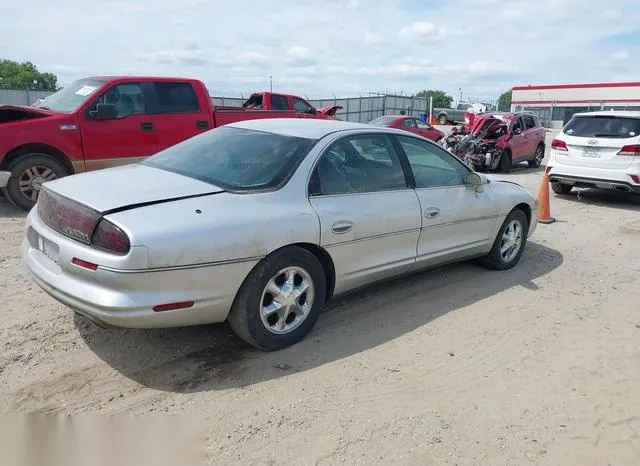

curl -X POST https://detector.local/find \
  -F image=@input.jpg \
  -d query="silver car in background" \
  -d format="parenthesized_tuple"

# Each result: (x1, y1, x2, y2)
(22, 118, 538, 350)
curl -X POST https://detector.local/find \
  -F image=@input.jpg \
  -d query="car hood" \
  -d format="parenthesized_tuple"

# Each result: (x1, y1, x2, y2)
(317, 104, 343, 116)
(42, 163, 224, 213)
(0, 104, 55, 124)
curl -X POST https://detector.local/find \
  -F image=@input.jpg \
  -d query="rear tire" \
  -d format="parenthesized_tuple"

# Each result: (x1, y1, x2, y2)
(528, 144, 544, 168)
(551, 182, 573, 195)
(479, 208, 529, 271)
(3, 153, 69, 211)
(227, 246, 327, 351)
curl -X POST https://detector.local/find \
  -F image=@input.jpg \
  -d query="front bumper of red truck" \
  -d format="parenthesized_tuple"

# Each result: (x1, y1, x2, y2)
(0, 171, 10, 189)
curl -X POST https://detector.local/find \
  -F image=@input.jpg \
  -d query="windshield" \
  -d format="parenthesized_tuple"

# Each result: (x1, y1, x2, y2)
(564, 115, 640, 139)
(369, 116, 396, 125)
(32, 78, 106, 113)
(142, 126, 316, 191)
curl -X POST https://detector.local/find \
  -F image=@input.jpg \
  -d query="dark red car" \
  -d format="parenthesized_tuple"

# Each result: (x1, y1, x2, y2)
(369, 115, 445, 142)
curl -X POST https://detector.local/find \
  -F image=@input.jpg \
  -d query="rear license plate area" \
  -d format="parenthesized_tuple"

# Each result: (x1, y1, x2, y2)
(28, 227, 60, 263)
(582, 147, 601, 158)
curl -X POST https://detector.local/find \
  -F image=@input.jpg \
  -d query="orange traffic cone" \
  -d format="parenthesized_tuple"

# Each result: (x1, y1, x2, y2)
(537, 172, 556, 224)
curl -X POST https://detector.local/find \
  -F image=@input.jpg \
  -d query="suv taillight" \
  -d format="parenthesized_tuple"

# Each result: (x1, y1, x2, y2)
(91, 219, 130, 255)
(551, 139, 568, 151)
(617, 144, 640, 156)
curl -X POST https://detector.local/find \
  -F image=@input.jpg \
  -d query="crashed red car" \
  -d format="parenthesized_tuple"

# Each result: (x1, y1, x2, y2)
(368, 115, 445, 142)
(447, 111, 546, 173)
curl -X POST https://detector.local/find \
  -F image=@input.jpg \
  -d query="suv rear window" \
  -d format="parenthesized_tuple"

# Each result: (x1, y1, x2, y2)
(564, 115, 640, 138)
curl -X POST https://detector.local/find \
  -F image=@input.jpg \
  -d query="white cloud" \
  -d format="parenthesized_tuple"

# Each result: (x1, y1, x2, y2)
(611, 50, 630, 61)
(138, 47, 208, 66)
(364, 31, 385, 45)
(285, 46, 317, 67)
(399, 21, 448, 42)
(2, 0, 640, 99)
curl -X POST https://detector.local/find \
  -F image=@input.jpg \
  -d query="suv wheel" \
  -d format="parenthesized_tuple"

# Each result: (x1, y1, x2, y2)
(528, 144, 544, 168)
(551, 182, 573, 195)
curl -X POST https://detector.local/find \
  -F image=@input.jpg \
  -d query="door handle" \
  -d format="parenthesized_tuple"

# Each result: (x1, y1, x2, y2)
(196, 120, 209, 129)
(140, 122, 155, 132)
(331, 221, 353, 234)
(424, 207, 440, 219)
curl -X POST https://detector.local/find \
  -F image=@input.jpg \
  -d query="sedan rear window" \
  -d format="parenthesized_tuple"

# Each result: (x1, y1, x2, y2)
(564, 115, 640, 138)
(369, 116, 396, 125)
(142, 126, 315, 191)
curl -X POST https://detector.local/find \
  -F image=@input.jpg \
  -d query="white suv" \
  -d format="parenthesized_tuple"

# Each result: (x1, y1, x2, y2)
(546, 111, 640, 195)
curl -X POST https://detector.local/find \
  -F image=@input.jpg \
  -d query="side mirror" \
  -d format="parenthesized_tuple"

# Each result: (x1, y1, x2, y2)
(89, 103, 117, 120)
(513, 126, 522, 135)
(466, 172, 486, 193)
(308, 107, 317, 115)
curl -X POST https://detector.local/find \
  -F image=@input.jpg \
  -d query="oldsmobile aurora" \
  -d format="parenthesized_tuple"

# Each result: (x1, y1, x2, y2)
(22, 118, 538, 350)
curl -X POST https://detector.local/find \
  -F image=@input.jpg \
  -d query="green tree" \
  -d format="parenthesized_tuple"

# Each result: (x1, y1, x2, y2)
(415, 89, 453, 108)
(497, 89, 512, 112)
(0, 59, 59, 91)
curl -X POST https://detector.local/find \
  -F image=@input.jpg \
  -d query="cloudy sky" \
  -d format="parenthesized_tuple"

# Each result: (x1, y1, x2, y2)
(1, 0, 639, 101)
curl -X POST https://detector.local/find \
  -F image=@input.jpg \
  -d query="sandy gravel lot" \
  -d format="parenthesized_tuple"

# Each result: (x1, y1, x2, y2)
(1, 131, 640, 465)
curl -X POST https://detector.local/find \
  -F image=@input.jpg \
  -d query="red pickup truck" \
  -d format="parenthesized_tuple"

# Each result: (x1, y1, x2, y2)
(0, 76, 340, 210)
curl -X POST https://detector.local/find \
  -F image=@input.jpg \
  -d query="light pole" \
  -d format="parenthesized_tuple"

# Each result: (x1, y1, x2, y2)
(269, 76, 273, 92)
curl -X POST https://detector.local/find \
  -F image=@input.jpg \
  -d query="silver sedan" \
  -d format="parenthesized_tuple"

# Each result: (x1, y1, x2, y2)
(22, 118, 538, 350)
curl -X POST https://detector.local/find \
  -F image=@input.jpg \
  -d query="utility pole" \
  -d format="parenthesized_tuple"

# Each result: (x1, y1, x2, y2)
(269, 76, 273, 92)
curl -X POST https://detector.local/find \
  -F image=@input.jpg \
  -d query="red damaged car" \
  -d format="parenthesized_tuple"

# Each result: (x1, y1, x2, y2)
(446, 111, 546, 173)
(368, 115, 445, 142)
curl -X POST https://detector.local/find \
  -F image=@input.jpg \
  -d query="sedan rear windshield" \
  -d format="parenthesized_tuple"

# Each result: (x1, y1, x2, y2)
(564, 115, 640, 139)
(369, 116, 396, 125)
(142, 126, 316, 191)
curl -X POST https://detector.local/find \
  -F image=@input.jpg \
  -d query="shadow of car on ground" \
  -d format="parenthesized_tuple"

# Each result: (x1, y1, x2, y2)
(75, 241, 564, 394)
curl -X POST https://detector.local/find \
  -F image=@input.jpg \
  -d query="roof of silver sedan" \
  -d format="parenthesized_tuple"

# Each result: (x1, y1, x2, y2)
(226, 117, 375, 139)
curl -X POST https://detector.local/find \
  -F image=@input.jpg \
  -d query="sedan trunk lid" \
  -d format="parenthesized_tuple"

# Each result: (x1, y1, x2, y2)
(42, 163, 224, 213)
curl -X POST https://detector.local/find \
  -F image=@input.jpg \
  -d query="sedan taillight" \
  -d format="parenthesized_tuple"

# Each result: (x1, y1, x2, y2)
(38, 187, 100, 245)
(91, 219, 130, 255)
(37, 187, 130, 255)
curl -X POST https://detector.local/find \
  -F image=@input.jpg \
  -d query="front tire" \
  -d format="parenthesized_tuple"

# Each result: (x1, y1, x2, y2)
(498, 150, 511, 173)
(3, 153, 68, 211)
(479, 208, 529, 271)
(227, 246, 327, 351)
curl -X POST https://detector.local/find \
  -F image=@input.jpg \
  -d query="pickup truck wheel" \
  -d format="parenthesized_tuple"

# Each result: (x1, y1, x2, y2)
(498, 150, 511, 173)
(438, 115, 448, 125)
(528, 144, 544, 168)
(3, 154, 68, 211)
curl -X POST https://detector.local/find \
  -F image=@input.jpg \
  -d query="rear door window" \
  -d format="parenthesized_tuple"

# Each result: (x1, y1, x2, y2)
(270, 95, 289, 111)
(150, 82, 200, 114)
(564, 116, 640, 138)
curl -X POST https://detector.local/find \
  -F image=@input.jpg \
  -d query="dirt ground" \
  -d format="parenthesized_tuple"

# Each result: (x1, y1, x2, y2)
(1, 131, 640, 465)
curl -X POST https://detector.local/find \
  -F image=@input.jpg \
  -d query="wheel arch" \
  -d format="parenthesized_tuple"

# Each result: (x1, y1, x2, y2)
(2, 143, 74, 175)
(513, 202, 532, 229)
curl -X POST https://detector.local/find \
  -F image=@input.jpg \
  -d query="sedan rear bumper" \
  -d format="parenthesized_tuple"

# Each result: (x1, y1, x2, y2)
(22, 237, 258, 329)
(0, 171, 10, 189)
